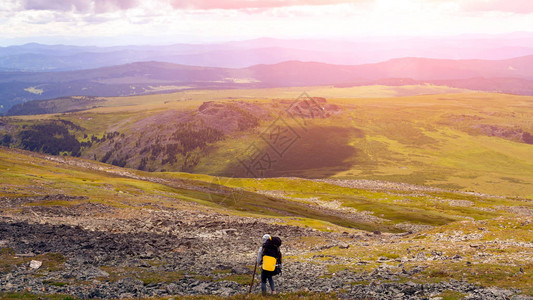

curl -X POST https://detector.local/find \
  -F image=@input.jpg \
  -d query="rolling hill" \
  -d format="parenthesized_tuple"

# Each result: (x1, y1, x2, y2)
(3, 55, 533, 114)
(2, 88, 532, 199)
(1, 136, 532, 298)
(1, 57, 533, 299)
(248, 55, 533, 84)
(2, 35, 533, 71)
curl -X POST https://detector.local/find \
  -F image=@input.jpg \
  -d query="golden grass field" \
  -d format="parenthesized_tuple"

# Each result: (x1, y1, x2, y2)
(6, 86, 533, 199)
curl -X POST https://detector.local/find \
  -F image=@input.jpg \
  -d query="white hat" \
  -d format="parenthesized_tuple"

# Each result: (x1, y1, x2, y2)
(262, 234, 271, 244)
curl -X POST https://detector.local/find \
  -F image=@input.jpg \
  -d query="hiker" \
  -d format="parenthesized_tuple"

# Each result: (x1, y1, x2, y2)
(260, 236, 282, 295)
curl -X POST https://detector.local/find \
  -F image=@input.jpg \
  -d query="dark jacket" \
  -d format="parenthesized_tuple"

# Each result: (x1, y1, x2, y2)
(261, 237, 282, 275)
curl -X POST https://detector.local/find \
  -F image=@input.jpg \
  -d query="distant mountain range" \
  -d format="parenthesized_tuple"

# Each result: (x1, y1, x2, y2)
(2, 55, 533, 115)
(2, 35, 533, 71)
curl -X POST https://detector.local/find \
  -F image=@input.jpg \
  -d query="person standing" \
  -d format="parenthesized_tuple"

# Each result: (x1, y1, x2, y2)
(260, 236, 282, 295)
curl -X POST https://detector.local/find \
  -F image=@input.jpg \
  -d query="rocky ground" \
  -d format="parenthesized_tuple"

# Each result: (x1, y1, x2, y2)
(1, 197, 531, 299)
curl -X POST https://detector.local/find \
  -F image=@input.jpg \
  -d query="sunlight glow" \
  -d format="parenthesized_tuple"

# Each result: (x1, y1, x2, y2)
(0, 0, 532, 45)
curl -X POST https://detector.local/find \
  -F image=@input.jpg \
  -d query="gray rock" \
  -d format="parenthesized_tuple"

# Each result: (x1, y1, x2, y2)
(511, 295, 533, 300)
(339, 243, 350, 249)
(119, 293, 135, 299)
(29, 260, 42, 269)
(231, 265, 251, 275)
(217, 287, 233, 297)
(191, 282, 210, 293)
(87, 266, 110, 278)
(117, 277, 144, 293)
(166, 283, 179, 295)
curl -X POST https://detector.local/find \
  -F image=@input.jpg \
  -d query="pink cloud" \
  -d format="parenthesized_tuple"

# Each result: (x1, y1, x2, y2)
(22, 0, 139, 13)
(94, 0, 139, 13)
(462, 0, 533, 14)
(169, 0, 360, 10)
(22, 0, 91, 12)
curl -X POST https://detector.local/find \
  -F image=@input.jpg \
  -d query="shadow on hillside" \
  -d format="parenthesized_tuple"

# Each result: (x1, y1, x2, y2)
(223, 126, 364, 178)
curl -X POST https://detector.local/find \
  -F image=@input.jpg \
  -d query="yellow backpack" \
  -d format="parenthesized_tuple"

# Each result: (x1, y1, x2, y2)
(262, 255, 277, 271)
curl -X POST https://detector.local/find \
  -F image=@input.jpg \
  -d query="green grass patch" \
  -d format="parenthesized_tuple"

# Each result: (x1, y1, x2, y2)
(416, 262, 533, 295)
(216, 274, 251, 285)
(438, 290, 468, 300)
(43, 280, 69, 287)
(376, 252, 400, 259)
(99, 266, 185, 285)
(140, 270, 185, 285)
(0, 250, 65, 274)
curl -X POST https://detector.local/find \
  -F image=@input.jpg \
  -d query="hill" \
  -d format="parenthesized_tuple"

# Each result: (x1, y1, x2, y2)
(2, 88, 533, 199)
(340, 77, 533, 96)
(4, 55, 533, 114)
(249, 56, 533, 84)
(2, 35, 533, 71)
(0, 144, 532, 298)
(1, 85, 532, 299)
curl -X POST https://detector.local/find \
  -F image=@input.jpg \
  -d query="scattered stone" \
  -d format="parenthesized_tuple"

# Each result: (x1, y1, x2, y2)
(0, 206, 527, 299)
(511, 295, 533, 300)
(231, 265, 250, 275)
(15, 252, 35, 257)
(338, 244, 350, 249)
(29, 260, 42, 269)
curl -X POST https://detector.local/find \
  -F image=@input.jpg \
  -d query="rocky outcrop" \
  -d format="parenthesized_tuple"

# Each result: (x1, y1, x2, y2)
(0, 206, 528, 299)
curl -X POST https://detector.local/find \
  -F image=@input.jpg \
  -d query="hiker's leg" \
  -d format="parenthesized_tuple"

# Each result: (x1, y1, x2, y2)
(260, 271, 267, 293)
(268, 275, 275, 292)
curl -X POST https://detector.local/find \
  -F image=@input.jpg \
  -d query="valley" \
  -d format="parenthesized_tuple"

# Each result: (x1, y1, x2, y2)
(3, 55, 533, 115)
(2, 87, 532, 198)
(1, 85, 532, 299)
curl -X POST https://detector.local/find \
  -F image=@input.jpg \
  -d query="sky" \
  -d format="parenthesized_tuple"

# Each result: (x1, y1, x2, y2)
(1, 0, 533, 46)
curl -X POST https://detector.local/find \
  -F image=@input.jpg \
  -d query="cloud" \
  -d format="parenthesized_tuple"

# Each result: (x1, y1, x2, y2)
(425, 0, 533, 14)
(168, 0, 362, 10)
(462, 0, 533, 14)
(93, 0, 139, 13)
(21, 0, 139, 13)
(17, 0, 365, 15)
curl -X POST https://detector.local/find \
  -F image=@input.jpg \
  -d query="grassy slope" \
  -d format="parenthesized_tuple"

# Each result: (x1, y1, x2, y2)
(192, 91, 533, 199)
(300, 215, 533, 296)
(54, 84, 477, 110)
(2, 86, 532, 298)
(330, 93, 533, 198)
(1, 146, 530, 232)
(1, 147, 532, 297)
(0, 147, 398, 231)
(4, 87, 533, 199)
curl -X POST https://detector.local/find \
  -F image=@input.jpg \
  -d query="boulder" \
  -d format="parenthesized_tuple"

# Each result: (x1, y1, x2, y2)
(29, 260, 42, 269)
